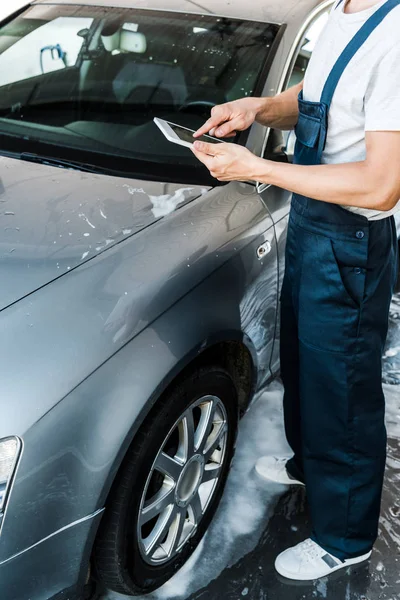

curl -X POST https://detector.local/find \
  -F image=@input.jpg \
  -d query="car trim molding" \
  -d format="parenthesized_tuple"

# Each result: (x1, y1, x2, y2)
(278, 0, 335, 94)
(0, 507, 104, 565)
(0, 437, 24, 539)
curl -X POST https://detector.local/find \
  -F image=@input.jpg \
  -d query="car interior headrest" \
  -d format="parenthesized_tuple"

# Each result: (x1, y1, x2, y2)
(101, 21, 147, 54)
(120, 30, 147, 53)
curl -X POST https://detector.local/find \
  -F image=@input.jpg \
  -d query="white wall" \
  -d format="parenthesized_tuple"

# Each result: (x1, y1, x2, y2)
(0, 0, 29, 22)
(0, 3, 92, 85)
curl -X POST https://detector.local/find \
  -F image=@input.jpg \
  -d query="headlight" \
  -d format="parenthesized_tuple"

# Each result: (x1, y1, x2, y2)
(0, 437, 21, 513)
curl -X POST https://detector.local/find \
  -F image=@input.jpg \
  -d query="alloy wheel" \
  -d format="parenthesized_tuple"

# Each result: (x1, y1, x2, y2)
(137, 395, 228, 565)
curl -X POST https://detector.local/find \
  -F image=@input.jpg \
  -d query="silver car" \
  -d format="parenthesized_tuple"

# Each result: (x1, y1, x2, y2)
(0, 1, 399, 599)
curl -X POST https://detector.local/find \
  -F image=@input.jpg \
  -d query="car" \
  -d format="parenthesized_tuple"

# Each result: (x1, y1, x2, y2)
(0, 1, 399, 599)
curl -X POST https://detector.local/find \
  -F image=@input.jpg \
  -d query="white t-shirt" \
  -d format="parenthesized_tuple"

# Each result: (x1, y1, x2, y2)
(303, 0, 400, 220)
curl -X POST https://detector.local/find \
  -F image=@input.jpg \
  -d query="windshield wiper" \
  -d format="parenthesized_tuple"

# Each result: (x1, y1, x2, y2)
(19, 152, 104, 174)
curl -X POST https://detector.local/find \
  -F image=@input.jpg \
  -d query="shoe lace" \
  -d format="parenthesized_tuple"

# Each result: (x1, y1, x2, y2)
(295, 539, 326, 563)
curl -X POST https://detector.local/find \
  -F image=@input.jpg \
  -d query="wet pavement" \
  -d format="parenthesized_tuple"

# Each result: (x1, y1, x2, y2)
(184, 441, 400, 600)
(383, 295, 400, 386)
(106, 295, 400, 600)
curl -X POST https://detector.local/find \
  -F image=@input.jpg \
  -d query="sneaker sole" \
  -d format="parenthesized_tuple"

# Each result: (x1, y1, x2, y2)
(275, 551, 372, 581)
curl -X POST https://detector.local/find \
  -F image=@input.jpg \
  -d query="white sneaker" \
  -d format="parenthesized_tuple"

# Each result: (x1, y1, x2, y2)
(255, 456, 305, 486)
(275, 538, 372, 581)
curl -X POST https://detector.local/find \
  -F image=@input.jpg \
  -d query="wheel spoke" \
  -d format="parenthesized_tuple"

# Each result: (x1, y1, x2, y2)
(197, 400, 218, 454)
(145, 504, 179, 556)
(140, 485, 175, 526)
(183, 409, 195, 459)
(189, 492, 203, 526)
(170, 509, 187, 556)
(154, 451, 183, 482)
(204, 423, 227, 463)
(201, 464, 222, 484)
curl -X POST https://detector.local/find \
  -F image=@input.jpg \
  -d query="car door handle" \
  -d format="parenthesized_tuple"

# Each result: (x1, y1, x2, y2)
(257, 241, 272, 259)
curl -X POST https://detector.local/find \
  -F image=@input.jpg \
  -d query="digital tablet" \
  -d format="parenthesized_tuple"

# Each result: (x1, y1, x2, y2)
(154, 118, 222, 149)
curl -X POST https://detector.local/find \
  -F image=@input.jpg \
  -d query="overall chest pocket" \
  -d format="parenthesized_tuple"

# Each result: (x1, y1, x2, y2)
(294, 96, 328, 156)
(295, 112, 322, 149)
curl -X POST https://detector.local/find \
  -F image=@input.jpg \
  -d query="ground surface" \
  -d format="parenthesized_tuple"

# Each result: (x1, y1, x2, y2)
(104, 294, 400, 600)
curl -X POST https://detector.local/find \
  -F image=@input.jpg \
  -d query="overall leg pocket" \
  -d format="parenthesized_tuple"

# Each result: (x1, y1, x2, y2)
(297, 231, 365, 353)
(330, 238, 367, 309)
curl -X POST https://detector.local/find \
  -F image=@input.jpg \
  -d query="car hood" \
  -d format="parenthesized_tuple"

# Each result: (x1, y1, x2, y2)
(0, 155, 209, 310)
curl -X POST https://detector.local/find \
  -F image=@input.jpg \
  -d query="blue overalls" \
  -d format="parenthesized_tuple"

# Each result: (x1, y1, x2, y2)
(281, 0, 400, 560)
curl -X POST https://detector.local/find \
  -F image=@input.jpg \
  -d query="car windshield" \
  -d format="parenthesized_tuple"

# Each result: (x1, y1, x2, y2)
(0, 5, 279, 184)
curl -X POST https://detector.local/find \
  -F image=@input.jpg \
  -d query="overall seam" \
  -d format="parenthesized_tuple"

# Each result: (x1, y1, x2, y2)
(298, 337, 358, 357)
(342, 290, 366, 556)
(291, 200, 369, 229)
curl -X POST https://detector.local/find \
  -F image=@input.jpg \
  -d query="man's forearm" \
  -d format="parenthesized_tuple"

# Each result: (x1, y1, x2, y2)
(252, 159, 398, 212)
(254, 82, 302, 130)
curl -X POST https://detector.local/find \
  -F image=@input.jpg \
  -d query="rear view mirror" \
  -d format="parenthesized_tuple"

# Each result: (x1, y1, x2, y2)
(263, 128, 295, 165)
(77, 28, 90, 39)
(283, 129, 296, 164)
(257, 128, 296, 192)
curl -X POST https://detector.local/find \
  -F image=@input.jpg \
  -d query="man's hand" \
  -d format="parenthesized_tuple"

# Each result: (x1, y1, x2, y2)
(192, 140, 265, 182)
(194, 98, 262, 139)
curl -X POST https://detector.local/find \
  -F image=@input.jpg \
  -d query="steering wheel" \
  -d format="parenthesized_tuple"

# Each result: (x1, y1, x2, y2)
(179, 100, 217, 114)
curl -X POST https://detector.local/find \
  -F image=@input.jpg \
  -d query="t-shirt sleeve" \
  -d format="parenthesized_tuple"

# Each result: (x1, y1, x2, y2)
(365, 45, 400, 131)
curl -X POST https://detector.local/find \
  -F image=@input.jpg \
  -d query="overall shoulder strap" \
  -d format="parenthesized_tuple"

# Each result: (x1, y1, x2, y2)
(321, 0, 400, 107)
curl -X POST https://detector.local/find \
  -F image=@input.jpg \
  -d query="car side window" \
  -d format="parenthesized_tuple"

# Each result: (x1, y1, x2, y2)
(263, 8, 331, 159)
(264, 8, 330, 161)
(285, 10, 330, 90)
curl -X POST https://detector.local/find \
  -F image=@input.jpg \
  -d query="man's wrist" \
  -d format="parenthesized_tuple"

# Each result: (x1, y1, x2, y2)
(249, 155, 274, 183)
(250, 97, 266, 120)
(254, 97, 272, 124)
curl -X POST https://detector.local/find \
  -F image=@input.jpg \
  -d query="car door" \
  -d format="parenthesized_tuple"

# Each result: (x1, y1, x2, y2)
(221, 181, 278, 388)
(257, 4, 333, 373)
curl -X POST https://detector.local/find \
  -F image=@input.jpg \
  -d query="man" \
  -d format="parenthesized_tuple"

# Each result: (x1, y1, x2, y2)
(192, 0, 400, 582)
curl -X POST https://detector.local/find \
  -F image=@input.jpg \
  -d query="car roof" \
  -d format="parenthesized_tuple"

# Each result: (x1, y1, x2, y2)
(31, 0, 326, 25)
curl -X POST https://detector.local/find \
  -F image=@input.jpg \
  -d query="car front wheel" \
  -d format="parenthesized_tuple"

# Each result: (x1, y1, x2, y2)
(93, 366, 238, 595)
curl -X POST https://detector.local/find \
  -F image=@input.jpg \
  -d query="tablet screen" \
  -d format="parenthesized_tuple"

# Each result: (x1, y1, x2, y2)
(169, 123, 221, 145)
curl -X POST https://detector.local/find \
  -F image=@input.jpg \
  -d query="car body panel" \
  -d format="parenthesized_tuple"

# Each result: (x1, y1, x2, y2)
(0, 509, 103, 600)
(0, 219, 278, 561)
(0, 155, 209, 310)
(0, 179, 273, 442)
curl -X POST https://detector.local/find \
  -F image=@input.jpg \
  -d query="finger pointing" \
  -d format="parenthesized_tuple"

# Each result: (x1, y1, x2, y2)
(194, 117, 221, 138)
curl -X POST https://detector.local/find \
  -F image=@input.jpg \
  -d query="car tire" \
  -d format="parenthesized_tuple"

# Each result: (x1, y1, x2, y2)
(92, 366, 238, 596)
